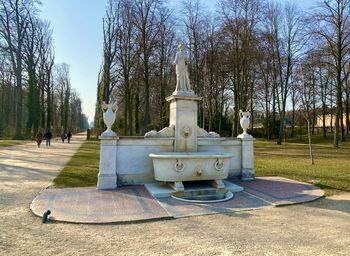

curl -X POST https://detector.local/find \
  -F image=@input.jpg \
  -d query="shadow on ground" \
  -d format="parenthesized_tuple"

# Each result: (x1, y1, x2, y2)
(306, 195, 350, 215)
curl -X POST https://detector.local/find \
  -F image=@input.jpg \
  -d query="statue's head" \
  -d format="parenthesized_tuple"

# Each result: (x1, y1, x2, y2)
(178, 42, 185, 51)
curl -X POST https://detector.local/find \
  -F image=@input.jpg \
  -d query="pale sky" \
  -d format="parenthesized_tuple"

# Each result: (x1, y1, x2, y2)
(40, 0, 318, 123)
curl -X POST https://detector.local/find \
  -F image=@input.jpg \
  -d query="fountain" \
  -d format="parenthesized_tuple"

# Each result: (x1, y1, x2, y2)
(97, 42, 255, 202)
(147, 43, 234, 200)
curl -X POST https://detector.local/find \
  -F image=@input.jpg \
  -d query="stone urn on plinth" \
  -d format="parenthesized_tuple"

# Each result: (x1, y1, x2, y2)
(237, 110, 255, 181)
(101, 101, 118, 137)
(98, 101, 118, 190)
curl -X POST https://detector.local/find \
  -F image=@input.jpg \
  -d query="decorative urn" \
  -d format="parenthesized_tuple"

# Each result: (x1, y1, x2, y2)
(101, 101, 118, 137)
(238, 110, 252, 139)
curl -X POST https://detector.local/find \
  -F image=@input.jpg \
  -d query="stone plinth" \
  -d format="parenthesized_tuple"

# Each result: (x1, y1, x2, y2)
(240, 137, 255, 181)
(166, 94, 202, 152)
(97, 136, 118, 189)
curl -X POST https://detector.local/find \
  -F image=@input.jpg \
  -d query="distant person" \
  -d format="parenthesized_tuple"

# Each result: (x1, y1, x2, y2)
(36, 130, 43, 148)
(44, 130, 52, 147)
(67, 131, 72, 143)
(61, 131, 66, 143)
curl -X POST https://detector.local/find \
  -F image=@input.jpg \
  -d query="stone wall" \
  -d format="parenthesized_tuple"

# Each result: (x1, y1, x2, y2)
(113, 137, 243, 186)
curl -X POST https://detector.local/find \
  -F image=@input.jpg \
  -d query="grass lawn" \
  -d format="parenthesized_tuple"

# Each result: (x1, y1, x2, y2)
(255, 134, 350, 195)
(53, 140, 100, 187)
(0, 139, 32, 147)
(54, 134, 350, 195)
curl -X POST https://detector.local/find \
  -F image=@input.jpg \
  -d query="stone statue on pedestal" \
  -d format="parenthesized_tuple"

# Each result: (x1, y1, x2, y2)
(174, 42, 193, 95)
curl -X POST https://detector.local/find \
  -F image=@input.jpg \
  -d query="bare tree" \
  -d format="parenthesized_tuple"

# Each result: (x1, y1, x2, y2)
(133, 0, 163, 134)
(219, 0, 261, 136)
(23, 14, 41, 136)
(263, 1, 304, 144)
(152, 6, 176, 130)
(0, 0, 38, 138)
(95, 0, 119, 130)
(54, 63, 71, 131)
(299, 64, 315, 165)
(313, 0, 350, 147)
(115, 0, 137, 135)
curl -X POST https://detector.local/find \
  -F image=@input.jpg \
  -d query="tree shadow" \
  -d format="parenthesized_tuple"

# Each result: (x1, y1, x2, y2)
(306, 195, 350, 215)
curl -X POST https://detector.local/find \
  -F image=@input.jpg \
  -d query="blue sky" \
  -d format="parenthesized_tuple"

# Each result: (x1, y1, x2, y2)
(40, 0, 318, 123)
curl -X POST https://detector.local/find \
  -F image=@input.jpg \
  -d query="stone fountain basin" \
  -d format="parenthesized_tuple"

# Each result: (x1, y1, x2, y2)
(149, 152, 233, 182)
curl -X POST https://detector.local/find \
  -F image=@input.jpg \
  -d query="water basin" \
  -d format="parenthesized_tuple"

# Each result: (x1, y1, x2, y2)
(149, 152, 233, 182)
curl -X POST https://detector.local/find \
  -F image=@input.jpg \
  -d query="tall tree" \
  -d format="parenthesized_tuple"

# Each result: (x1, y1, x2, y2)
(154, 6, 176, 130)
(0, 0, 38, 138)
(313, 0, 350, 147)
(96, 0, 119, 130)
(133, 0, 163, 134)
(54, 63, 71, 131)
(219, 0, 261, 136)
(263, 1, 303, 144)
(115, 0, 137, 135)
(182, 0, 206, 127)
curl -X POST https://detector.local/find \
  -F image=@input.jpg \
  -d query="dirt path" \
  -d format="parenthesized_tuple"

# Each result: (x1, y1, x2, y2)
(0, 135, 349, 256)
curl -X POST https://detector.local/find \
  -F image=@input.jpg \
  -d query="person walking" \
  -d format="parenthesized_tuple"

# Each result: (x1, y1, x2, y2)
(36, 130, 43, 148)
(44, 130, 52, 147)
(61, 131, 66, 143)
(67, 131, 72, 143)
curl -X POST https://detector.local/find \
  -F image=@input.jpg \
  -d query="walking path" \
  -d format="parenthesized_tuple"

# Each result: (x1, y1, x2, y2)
(0, 134, 349, 255)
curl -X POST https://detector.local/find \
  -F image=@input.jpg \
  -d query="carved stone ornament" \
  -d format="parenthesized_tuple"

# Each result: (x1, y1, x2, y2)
(197, 127, 220, 138)
(101, 101, 118, 137)
(144, 125, 175, 138)
(174, 159, 185, 172)
(214, 159, 224, 171)
(181, 125, 192, 138)
(194, 166, 203, 176)
(237, 110, 253, 139)
(159, 125, 175, 137)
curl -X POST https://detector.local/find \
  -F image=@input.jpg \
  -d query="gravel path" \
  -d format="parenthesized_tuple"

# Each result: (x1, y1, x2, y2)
(0, 134, 349, 256)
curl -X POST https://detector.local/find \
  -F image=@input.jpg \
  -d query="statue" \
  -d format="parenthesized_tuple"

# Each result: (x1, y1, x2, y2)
(174, 42, 193, 94)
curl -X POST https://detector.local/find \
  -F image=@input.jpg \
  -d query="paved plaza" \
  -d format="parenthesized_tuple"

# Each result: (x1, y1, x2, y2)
(0, 134, 349, 255)
(30, 177, 324, 223)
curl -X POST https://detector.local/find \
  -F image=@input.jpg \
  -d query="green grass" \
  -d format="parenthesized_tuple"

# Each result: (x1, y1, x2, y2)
(255, 134, 350, 195)
(53, 133, 350, 196)
(0, 139, 32, 147)
(53, 140, 100, 187)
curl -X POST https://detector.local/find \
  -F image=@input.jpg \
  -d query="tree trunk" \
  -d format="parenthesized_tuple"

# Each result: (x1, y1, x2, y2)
(135, 90, 140, 135)
(307, 120, 314, 165)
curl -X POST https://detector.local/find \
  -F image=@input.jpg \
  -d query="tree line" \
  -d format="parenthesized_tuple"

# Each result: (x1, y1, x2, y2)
(93, 0, 349, 148)
(0, 0, 88, 139)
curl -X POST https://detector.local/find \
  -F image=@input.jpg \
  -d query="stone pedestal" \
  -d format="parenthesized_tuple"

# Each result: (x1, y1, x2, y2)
(166, 94, 202, 152)
(97, 136, 118, 189)
(240, 137, 255, 181)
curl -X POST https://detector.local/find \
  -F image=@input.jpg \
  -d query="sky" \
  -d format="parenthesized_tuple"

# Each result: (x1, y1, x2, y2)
(40, 0, 318, 124)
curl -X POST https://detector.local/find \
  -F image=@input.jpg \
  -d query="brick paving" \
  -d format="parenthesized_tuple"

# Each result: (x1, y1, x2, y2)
(30, 176, 324, 223)
(235, 177, 324, 206)
(31, 186, 171, 223)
